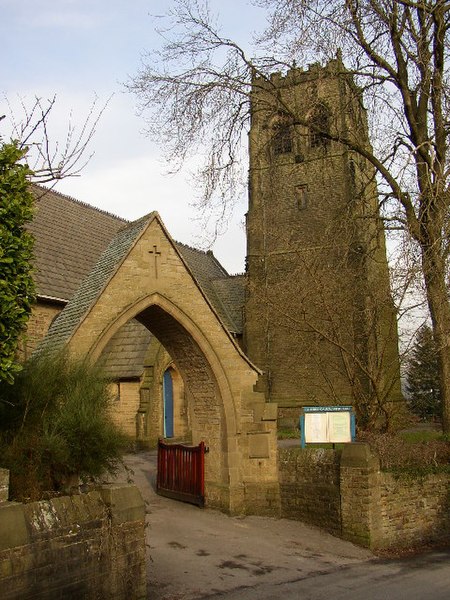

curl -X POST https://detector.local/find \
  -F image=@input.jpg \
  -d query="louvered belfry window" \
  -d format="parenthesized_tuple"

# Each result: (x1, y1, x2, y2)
(272, 114, 293, 155)
(310, 103, 330, 148)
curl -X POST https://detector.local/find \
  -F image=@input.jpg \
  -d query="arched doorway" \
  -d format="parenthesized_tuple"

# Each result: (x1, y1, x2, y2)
(90, 298, 238, 508)
(163, 368, 174, 438)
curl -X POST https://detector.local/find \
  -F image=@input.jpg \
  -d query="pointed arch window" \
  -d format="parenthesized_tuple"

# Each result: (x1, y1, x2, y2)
(271, 113, 293, 155)
(310, 103, 331, 149)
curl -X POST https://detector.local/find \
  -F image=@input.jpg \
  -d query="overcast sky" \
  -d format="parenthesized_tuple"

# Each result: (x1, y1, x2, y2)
(1, 0, 266, 273)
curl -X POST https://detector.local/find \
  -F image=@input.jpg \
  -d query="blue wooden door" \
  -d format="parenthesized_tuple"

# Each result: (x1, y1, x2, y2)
(163, 369, 174, 438)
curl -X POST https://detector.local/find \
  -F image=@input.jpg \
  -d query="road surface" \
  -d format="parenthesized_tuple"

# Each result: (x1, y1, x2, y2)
(119, 451, 450, 600)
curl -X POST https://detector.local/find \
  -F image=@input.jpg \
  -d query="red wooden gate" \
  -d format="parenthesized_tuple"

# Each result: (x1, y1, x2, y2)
(156, 440, 206, 507)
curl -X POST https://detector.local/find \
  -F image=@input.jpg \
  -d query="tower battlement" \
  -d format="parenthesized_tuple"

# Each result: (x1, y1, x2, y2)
(253, 56, 355, 87)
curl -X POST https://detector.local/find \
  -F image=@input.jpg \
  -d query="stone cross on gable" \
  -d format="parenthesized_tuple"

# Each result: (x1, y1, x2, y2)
(148, 244, 161, 278)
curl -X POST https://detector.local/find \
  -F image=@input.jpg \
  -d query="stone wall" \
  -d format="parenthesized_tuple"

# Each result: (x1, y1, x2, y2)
(0, 469, 9, 502)
(339, 443, 382, 548)
(112, 381, 141, 437)
(0, 483, 146, 600)
(279, 443, 450, 550)
(20, 301, 63, 361)
(279, 447, 341, 534)
(379, 472, 450, 548)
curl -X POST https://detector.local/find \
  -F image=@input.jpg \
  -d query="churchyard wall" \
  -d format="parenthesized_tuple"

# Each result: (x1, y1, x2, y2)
(278, 447, 341, 535)
(379, 472, 450, 548)
(0, 483, 146, 599)
(279, 443, 450, 550)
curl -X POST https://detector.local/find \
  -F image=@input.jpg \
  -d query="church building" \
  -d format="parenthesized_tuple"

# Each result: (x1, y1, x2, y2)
(25, 59, 403, 463)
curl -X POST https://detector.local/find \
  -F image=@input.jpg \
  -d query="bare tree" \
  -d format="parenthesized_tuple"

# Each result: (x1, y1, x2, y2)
(129, 0, 450, 432)
(3, 94, 107, 183)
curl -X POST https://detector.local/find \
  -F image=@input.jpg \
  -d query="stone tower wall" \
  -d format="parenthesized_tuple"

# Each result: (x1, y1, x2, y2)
(245, 60, 403, 427)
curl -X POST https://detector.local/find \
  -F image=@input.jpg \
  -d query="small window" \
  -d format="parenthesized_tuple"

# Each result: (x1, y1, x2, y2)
(271, 114, 293, 155)
(295, 184, 308, 210)
(349, 159, 356, 187)
(310, 103, 331, 149)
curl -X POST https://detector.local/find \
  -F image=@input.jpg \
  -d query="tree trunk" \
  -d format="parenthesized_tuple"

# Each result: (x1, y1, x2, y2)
(422, 245, 450, 433)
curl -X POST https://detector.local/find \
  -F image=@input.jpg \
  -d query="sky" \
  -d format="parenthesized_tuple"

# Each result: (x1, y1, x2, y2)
(0, 0, 266, 273)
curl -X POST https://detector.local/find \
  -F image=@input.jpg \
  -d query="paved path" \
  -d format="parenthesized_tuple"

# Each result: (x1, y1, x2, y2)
(119, 451, 450, 600)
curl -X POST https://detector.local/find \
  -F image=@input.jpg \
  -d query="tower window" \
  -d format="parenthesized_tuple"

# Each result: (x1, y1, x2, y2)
(271, 114, 293, 155)
(310, 103, 331, 149)
(349, 159, 356, 189)
(295, 184, 308, 210)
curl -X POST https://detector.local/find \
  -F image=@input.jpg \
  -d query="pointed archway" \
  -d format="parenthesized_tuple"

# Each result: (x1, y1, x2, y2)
(41, 213, 280, 514)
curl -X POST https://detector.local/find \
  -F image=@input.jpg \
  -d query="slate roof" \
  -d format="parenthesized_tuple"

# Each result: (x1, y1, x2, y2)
(211, 274, 245, 334)
(174, 243, 243, 334)
(30, 185, 127, 301)
(99, 319, 152, 379)
(38, 213, 153, 353)
(31, 185, 246, 373)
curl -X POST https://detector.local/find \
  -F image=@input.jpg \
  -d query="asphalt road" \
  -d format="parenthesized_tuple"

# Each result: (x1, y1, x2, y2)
(120, 451, 450, 600)
(197, 550, 450, 600)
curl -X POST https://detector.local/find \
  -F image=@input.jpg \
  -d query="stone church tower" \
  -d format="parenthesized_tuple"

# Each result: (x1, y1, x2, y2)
(244, 59, 403, 429)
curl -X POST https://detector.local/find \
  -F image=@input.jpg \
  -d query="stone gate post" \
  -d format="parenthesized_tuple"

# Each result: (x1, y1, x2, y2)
(340, 443, 382, 548)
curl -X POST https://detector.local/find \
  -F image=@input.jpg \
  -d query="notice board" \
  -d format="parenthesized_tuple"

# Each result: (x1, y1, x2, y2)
(300, 406, 355, 448)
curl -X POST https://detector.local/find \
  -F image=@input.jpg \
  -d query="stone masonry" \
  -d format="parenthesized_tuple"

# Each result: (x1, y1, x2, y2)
(279, 443, 450, 550)
(279, 447, 341, 535)
(0, 483, 146, 600)
(0, 469, 9, 503)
